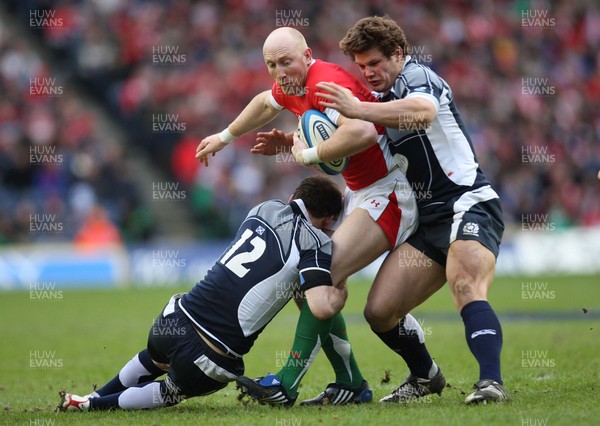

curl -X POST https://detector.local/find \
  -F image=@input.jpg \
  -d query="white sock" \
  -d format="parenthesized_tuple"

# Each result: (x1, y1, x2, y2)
(118, 353, 155, 388)
(118, 382, 165, 409)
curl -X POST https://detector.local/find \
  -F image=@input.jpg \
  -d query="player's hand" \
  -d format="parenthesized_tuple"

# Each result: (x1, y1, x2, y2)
(291, 131, 309, 166)
(195, 134, 227, 166)
(251, 128, 291, 156)
(316, 82, 362, 120)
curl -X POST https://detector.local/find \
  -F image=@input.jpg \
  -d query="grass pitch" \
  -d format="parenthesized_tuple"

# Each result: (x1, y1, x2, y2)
(1, 274, 598, 425)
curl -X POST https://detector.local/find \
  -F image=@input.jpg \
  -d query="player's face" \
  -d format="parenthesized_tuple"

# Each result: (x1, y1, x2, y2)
(354, 47, 403, 93)
(264, 47, 311, 96)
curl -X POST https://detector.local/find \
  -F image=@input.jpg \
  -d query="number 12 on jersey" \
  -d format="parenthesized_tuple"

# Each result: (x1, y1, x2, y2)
(220, 228, 266, 278)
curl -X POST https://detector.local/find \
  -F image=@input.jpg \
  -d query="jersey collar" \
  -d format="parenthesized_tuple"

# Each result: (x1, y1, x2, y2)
(290, 199, 311, 221)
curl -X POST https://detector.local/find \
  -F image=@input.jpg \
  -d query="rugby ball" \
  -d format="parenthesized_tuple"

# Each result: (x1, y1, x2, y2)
(297, 109, 349, 175)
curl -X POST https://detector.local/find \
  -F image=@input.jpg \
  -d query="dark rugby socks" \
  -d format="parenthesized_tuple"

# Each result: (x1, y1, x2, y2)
(374, 314, 437, 379)
(461, 300, 503, 384)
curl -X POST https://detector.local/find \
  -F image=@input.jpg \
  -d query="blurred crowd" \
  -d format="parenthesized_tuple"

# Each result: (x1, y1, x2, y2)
(0, 6, 153, 244)
(1, 0, 599, 244)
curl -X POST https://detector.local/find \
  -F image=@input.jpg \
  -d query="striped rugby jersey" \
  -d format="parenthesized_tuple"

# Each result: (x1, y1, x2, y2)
(381, 56, 499, 223)
(179, 199, 332, 357)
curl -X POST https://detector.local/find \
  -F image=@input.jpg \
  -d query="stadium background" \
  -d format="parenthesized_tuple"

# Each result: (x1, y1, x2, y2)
(0, 0, 599, 284)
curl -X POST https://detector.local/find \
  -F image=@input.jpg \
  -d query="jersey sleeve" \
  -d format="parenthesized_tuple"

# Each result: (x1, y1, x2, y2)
(269, 82, 285, 110)
(297, 240, 333, 291)
(400, 64, 442, 112)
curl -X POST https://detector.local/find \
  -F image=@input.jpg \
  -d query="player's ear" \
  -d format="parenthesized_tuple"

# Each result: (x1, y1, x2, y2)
(321, 214, 336, 230)
(396, 46, 404, 61)
(304, 47, 312, 62)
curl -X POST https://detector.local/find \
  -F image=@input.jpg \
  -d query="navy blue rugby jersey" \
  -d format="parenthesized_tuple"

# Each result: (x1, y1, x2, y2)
(381, 56, 499, 224)
(179, 199, 332, 357)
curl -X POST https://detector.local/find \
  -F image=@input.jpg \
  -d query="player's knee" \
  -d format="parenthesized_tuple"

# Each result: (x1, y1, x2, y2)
(364, 301, 409, 331)
(449, 276, 485, 309)
(363, 303, 386, 329)
(313, 308, 334, 321)
(308, 303, 338, 320)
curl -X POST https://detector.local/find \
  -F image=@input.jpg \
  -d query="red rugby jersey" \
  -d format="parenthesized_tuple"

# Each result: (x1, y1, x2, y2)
(270, 60, 394, 191)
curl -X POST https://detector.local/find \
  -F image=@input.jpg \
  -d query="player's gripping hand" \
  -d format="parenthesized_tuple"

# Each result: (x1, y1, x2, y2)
(251, 128, 292, 156)
(196, 134, 227, 166)
(291, 131, 312, 166)
(316, 82, 363, 120)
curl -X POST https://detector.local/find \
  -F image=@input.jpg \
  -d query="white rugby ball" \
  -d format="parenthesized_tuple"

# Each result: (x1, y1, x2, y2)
(297, 109, 349, 175)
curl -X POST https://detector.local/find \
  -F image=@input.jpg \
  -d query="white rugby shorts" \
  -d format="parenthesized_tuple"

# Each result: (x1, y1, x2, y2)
(341, 168, 418, 249)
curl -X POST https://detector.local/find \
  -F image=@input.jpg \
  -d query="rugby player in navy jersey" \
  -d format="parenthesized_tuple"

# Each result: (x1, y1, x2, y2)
(57, 176, 350, 411)
(316, 16, 508, 404)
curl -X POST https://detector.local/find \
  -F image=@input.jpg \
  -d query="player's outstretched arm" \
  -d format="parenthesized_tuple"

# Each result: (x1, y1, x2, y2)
(305, 283, 347, 320)
(195, 90, 281, 165)
(316, 81, 436, 129)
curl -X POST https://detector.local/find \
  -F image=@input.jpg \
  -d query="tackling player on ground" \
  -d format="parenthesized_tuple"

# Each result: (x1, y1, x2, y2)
(316, 16, 508, 404)
(57, 176, 349, 411)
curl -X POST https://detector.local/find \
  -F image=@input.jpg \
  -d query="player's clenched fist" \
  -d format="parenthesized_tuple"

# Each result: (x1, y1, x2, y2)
(195, 134, 227, 167)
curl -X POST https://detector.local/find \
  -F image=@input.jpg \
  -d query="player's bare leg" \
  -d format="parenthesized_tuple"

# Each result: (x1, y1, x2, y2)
(366, 243, 447, 402)
(365, 243, 445, 332)
(329, 208, 391, 287)
(446, 240, 495, 309)
(446, 240, 508, 404)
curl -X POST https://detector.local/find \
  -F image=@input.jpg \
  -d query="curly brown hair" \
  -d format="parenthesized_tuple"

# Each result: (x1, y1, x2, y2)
(340, 15, 409, 59)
